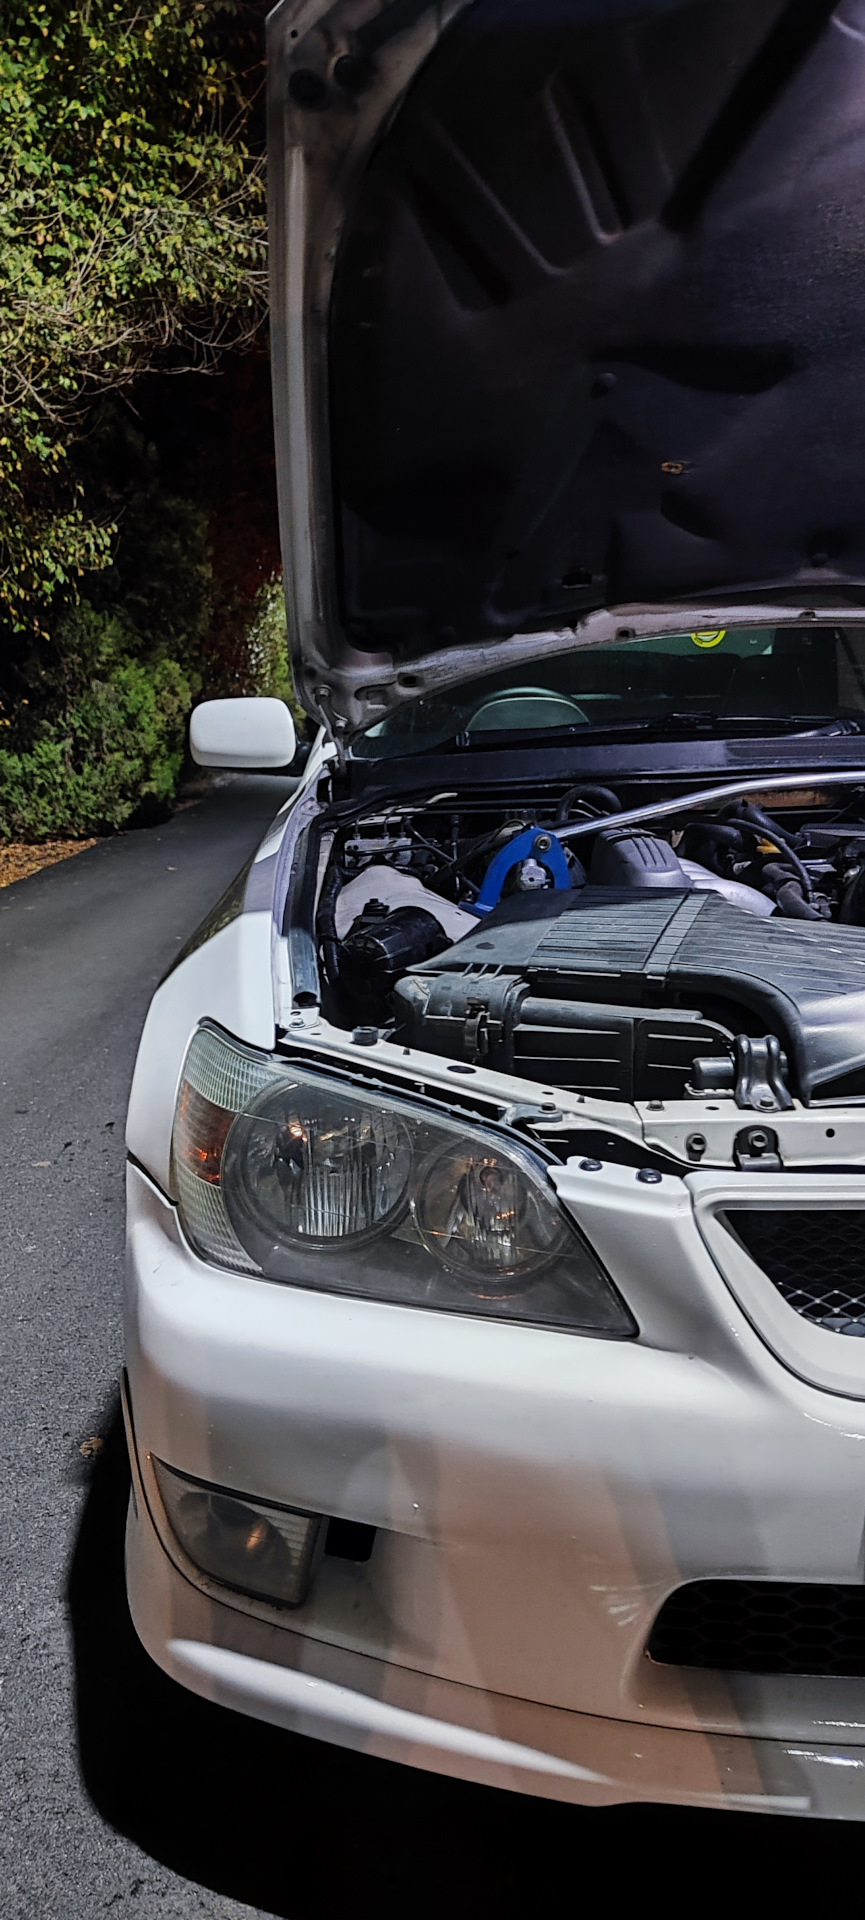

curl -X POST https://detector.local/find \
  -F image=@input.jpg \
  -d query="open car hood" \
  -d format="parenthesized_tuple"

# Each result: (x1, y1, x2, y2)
(268, 0, 865, 738)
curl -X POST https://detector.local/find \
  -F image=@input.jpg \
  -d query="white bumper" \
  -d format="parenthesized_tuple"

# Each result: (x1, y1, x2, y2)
(126, 1437, 865, 1818)
(125, 1159, 865, 1815)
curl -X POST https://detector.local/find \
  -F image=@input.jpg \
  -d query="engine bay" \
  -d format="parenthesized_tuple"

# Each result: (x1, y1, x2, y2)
(312, 781, 865, 1110)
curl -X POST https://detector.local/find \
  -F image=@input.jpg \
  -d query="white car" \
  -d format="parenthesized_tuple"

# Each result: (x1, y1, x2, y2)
(124, 0, 865, 1818)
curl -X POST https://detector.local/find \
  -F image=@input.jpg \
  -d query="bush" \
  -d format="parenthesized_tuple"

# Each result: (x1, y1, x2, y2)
(244, 576, 303, 720)
(0, 605, 196, 841)
(0, 0, 295, 840)
(0, 0, 282, 842)
(0, 0, 267, 631)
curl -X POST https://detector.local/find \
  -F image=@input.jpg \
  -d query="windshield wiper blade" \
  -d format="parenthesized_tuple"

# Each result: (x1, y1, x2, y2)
(650, 713, 863, 737)
(450, 712, 863, 747)
(613, 712, 863, 737)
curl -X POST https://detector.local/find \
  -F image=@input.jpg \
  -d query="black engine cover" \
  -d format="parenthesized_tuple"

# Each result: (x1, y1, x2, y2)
(395, 889, 865, 1104)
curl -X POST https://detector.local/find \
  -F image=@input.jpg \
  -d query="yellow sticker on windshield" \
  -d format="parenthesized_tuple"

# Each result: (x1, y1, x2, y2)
(691, 628, 727, 648)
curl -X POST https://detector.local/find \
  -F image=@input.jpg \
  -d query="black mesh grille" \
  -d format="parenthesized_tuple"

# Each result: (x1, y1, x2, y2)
(724, 1208, 865, 1335)
(649, 1580, 865, 1676)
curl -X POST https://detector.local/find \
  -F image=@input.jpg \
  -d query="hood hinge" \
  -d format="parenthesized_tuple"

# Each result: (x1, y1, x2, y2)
(312, 689, 348, 772)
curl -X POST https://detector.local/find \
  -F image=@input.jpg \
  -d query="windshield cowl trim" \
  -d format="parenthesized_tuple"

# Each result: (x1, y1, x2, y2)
(348, 732, 865, 800)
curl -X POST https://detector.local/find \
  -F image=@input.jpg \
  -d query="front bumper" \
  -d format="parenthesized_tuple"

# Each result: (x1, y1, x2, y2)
(125, 1159, 865, 1815)
(126, 1420, 865, 1818)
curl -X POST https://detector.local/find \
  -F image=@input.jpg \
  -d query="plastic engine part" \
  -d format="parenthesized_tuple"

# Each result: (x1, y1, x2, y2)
(396, 968, 734, 1100)
(342, 904, 451, 1012)
(397, 888, 865, 1104)
(588, 828, 687, 889)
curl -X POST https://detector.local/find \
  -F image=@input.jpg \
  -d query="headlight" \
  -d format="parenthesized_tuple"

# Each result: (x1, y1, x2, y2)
(416, 1141, 565, 1288)
(171, 1025, 634, 1336)
(227, 1082, 414, 1250)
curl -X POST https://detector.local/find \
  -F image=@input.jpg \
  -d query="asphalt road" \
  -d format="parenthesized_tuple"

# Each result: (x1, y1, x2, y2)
(0, 774, 858, 1917)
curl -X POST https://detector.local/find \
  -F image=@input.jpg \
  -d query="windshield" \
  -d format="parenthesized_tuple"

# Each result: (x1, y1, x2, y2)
(352, 624, 865, 759)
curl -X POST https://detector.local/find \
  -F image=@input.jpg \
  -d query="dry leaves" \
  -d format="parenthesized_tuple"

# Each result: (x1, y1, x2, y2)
(0, 838, 100, 889)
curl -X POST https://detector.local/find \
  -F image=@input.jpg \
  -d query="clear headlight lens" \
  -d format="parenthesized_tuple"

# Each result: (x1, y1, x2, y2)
(172, 1025, 634, 1336)
(227, 1083, 413, 1249)
(416, 1141, 567, 1288)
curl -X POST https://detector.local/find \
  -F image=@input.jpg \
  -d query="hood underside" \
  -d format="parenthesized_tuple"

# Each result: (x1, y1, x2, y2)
(268, 0, 865, 732)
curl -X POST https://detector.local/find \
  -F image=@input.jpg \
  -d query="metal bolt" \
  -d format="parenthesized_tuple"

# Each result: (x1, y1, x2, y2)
(578, 1158, 602, 1172)
(637, 1168, 662, 1184)
(686, 1132, 707, 1159)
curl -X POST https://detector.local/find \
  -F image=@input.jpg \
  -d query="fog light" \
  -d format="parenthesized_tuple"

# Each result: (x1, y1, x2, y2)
(153, 1460, 322, 1607)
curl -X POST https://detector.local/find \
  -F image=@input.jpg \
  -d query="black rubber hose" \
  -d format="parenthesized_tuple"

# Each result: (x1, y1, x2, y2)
(758, 839, 814, 899)
(556, 784, 621, 825)
(722, 799, 799, 848)
(773, 880, 823, 921)
(761, 863, 822, 919)
(720, 804, 814, 898)
(317, 861, 343, 988)
(446, 817, 531, 879)
(679, 821, 744, 856)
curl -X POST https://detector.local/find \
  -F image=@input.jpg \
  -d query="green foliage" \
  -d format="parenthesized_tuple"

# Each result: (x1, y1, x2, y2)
(0, 0, 267, 630)
(243, 576, 304, 721)
(0, 397, 221, 839)
(0, 604, 196, 840)
(0, 1, 285, 842)
(75, 400, 217, 664)
(0, 1, 289, 841)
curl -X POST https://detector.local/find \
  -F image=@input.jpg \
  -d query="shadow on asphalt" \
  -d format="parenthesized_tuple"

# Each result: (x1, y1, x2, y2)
(67, 1401, 853, 1918)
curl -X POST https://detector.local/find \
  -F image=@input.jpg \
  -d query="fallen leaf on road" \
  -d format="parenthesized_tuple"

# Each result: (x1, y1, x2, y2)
(79, 1436, 104, 1458)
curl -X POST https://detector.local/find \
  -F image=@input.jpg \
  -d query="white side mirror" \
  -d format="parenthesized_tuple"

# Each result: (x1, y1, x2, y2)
(189, 697, 297, 770)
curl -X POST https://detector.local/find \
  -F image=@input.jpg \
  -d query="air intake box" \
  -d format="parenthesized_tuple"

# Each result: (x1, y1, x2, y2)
(396, 967, 733, 1100)
(393, 889, 865, 1104)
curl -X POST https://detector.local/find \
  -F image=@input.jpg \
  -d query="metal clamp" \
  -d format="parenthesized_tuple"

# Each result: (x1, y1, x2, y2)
(734, 1034, 793, 1111)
